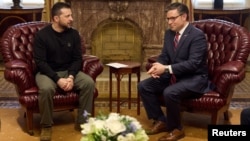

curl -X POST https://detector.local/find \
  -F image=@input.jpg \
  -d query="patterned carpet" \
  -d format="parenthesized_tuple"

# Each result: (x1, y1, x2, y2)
(1, 71, 250, 109)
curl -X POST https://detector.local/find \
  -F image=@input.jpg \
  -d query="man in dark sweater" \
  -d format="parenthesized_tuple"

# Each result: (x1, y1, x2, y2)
(33, 2, 95, 141)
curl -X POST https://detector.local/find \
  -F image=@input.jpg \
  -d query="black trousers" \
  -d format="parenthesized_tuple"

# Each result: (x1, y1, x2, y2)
(137, 74, 202, 131)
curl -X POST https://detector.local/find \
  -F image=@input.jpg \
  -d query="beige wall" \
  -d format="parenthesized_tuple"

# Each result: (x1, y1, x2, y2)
(246, 1, 250, 7)
(244, 1, 250, 31)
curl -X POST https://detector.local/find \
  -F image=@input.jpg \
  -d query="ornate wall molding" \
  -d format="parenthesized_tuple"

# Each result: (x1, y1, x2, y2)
(70, 0, 171, 69)
(108, 1, 129, 20)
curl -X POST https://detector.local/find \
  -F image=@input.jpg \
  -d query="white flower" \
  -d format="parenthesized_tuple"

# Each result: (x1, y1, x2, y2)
(81, 117, 105, 134)
(105, 119, 126, 136)
(117, 133, 136, 141)
(80, 111, 149, 141)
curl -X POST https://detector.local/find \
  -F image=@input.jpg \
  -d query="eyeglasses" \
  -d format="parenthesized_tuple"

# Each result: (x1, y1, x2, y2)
(166, 14, 182, 22)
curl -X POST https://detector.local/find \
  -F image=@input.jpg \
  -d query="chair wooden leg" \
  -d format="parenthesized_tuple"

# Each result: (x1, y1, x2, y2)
(211, 112, 219, 124)
(25, 109, 34, 135)
(223, 110, 229, 121)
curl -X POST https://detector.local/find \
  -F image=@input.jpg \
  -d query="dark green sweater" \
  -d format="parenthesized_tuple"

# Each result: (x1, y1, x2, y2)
(33, 24, 82, 82)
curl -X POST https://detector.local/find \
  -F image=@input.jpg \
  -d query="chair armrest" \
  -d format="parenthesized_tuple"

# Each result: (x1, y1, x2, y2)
(213, 61, 245, 83)
(4, 60, 36, 95)
(215, 61, 244, 74)
(81, 55, 104, 81)
(146, 55, 158, 71)
(24, 87, 39, 95)
(213, 61, 245, 95)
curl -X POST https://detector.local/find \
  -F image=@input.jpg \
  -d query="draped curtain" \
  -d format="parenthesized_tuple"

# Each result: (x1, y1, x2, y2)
(42, 0, 65, 22)
(171, 0, 194, 22)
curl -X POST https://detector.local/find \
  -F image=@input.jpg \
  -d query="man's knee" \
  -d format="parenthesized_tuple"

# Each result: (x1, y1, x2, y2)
(39, 85, 56, 99)
(77, 74, 95, 89)
(137, 79, 149, 94)
(137, 81, 143, 92)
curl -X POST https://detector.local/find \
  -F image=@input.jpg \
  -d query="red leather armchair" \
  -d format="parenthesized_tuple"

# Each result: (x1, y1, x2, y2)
(146, 19, 250, 124)
(0, 21, 104, 135)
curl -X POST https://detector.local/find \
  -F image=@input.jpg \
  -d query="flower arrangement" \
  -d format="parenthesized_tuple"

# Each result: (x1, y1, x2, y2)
(80, 111, 149, 141)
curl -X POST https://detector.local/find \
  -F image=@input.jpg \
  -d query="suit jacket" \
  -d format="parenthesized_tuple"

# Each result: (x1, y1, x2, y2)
(157, 23, 213, 94)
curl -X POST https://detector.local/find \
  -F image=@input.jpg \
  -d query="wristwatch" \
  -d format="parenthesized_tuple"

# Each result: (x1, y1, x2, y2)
(165, 65, 169, 72)
(68, 75, 74, 80)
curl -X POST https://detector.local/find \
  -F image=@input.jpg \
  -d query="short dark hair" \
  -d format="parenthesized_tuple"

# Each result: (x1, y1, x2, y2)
(165, 2, 189, 20)
(51, 2, 71, 18)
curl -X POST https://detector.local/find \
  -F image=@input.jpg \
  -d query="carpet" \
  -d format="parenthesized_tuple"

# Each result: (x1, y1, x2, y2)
(0, 73, 17, 99)
(0, 107, 242, 141)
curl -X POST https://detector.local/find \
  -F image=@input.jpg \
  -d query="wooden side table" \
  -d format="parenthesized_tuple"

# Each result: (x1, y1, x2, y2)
(107, 61, 141, 115)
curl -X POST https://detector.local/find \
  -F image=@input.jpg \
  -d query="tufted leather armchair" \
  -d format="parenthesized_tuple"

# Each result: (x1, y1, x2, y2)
(146, 19, 250, 124)
(0, 21, 104, 135)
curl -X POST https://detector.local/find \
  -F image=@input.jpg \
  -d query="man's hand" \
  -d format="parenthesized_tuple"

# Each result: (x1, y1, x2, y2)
(147, 62, 166, 78)
(57, 77, 74, 91)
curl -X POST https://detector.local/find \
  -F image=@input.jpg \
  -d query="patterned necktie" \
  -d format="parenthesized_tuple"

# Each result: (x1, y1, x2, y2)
(174, 32, 180, 49)
(171, 32, 180, 84)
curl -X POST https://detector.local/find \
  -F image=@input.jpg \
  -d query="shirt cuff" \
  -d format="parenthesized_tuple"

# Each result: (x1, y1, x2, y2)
(168, 65, 173, 74)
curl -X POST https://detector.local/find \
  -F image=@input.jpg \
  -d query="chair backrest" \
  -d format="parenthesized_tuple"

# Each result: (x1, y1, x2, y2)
(0, 21, 87, 74)
(0, 21, 49, 73)
(192, 19, 250, 82)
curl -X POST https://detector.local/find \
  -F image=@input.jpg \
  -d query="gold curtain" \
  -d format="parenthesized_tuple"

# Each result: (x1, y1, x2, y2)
(42, 0, 65, 22)
(171, 0, 194, 22)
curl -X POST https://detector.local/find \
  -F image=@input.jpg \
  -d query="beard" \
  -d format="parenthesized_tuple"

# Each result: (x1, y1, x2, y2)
(58, 21, 72, 30)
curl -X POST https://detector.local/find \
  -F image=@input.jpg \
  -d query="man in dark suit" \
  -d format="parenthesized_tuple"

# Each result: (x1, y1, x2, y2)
(138, 2, 213, 141)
